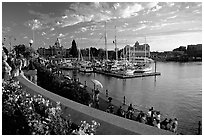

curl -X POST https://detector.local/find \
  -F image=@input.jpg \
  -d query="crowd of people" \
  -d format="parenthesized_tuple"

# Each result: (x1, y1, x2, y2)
(2, 46, 37, 83)
(116, 105, 178, 133)
(88, 86, 178, 134)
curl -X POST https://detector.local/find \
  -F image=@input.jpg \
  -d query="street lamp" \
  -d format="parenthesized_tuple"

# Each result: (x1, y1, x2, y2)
(29, 39, 33, 47)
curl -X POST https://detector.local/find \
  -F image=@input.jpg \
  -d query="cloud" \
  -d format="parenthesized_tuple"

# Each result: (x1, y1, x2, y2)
(113, 3, 121, 10)
(120, 3, 143, 18)
(166, 15, 177, 19)
(23, 36, 28, 39)
(81, 27, 87, 32)
(151, 4, 162, 12)
(27, 10, 59, 29)
(25, 19, 48, 30)
(42, 32, 46, 36)
(132, 24, 146, 31)
(167, 2, 175, 7)
(58, 33, 69, 38)
(50, 27, 55, 31)
(2, 27, 11, 34)
(146, 2, 159, 9)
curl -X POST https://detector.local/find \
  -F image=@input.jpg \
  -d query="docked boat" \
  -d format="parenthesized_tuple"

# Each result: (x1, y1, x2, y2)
(124, 69, 135, 75)
(133, 62, 152, 73)
(78, 61, 93, 73)
(60, 61, 75, 70)
(79, 65, 93, 73)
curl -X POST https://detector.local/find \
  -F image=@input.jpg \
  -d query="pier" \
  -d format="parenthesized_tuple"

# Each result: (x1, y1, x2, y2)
(94, 69, 161, 79)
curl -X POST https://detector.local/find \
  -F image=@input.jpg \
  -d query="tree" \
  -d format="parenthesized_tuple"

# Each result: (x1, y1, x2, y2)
(14, 44, 36, 59)
(70, 40, 78, 58)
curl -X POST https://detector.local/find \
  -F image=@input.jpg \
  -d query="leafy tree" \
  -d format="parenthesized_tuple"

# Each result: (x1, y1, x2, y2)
(14, 44, 36, 59)
(70, 40, 78, 58)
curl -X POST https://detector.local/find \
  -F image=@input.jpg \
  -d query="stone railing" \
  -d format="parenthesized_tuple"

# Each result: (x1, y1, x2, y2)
(16, 73, 174, 135)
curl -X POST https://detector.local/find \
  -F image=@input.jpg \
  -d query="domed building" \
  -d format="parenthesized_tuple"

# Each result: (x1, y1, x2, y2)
(37, 38, 69, 58)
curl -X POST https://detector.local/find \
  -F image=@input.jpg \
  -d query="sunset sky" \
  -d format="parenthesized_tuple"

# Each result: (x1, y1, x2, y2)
(2, 2, 202, 51)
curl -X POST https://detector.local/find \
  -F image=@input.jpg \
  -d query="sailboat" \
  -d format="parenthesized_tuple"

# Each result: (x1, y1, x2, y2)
(78, 48, 93, 73)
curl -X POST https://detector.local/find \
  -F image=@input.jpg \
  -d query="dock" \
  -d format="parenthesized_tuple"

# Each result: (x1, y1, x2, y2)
(94, 69, 161, 79)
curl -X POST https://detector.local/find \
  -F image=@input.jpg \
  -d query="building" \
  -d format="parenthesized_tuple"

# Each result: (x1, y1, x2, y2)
(187, 44, 202, 57)
(122, 41, 150, 62)
(37, 38, 69, 58)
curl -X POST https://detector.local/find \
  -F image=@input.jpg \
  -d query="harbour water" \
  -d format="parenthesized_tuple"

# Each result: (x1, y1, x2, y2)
(63, 62, 202, 135)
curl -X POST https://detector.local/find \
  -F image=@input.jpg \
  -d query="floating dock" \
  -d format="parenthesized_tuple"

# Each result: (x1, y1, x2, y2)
(94, 69, 161, 79)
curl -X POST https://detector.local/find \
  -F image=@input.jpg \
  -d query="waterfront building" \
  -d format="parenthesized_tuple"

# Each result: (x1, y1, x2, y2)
(123, 41, 150, 62)
(187, 44, 202, 57)
(37, 38, 70, 58)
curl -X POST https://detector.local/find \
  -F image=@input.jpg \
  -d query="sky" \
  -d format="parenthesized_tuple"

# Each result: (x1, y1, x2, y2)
(2, 1, 202, 51)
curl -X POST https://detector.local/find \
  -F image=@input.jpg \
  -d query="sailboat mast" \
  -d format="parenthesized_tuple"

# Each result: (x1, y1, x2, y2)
(78, 47, 80, 61)
(115, 25, 118, 61)
(89, 47, 91, 60)
(105, 21, 108, 60)
(145, 36, 146, 63)
(129, 45, 130, 61)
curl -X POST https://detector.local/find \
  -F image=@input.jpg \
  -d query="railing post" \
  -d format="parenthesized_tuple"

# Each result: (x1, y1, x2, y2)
(198, 121, 201, 135)
(106, 89, 108, 97)
(123, 96, 126, 105)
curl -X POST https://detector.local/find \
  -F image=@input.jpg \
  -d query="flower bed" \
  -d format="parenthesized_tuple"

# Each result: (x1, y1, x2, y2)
(2, 79, 99, 135)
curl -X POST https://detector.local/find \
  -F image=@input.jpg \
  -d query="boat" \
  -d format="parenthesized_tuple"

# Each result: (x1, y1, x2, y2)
(79, 64, 93, 73)
(78, 61, 93, 73)
(59, 60, 75, 70)
(124, 69, 135, 75)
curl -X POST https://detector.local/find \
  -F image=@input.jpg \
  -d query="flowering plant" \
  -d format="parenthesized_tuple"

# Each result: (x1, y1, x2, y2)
(2, 79, 100, 135)
(72, 120, 100, 135)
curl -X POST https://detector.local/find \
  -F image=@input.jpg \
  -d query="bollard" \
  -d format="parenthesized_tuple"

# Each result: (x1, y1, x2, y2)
(123, 96, 126, 105)
(106, 89, 108, 97)
(198, 121, 201, 135)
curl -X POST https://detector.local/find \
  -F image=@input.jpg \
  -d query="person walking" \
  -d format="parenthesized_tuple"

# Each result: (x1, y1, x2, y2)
(2, 52, 12, 81)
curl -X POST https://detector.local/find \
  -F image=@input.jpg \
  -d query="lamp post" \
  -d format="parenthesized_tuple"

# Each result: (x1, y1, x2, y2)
(29, 39, 33, 47)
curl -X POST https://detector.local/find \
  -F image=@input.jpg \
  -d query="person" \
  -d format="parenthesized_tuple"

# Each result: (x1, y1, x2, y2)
(147, 107, 154, 126)
(140, 112, 147, 124)
(156, 119, 161, 129)
(3, 46, 8, 56)
(108, 97, 112, 105)
(160, 118, 168, 130)
(136, 111, 143, 122)
(172, 118, 178, 133)
(94, 89, 100, 109)
(2, 52, 12, 81)
(27, 60, 37, 84)
(147, 107, 154, 117)
(7, 53, 17, 78)
(155, 111, 161, 121)
(166, 118, 173, 131)
(127, 104, 134, 119)
(109, 105, 114, 114)
(117, 106, 124, 117)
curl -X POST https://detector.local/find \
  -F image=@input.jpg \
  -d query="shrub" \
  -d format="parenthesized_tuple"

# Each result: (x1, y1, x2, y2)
(33, 60, 92, 105)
